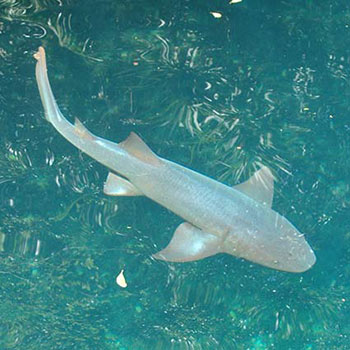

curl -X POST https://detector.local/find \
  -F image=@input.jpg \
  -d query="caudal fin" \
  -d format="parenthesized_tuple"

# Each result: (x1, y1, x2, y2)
(34, 47, 62, 123)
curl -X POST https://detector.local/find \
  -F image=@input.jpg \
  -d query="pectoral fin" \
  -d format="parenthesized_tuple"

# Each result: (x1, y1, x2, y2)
(234, 166, 274, 207)
(153, 223, 222, 262)
(103, 172, 143, 196)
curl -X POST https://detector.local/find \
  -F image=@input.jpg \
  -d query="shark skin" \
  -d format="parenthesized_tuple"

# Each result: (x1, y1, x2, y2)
(33, 47, 316, 273)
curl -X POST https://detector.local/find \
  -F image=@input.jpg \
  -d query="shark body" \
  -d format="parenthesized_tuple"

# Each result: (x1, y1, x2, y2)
(34, 47, 316, 272)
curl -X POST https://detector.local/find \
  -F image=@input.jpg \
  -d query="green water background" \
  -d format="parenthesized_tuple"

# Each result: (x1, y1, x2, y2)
(0, 0, 349, 349)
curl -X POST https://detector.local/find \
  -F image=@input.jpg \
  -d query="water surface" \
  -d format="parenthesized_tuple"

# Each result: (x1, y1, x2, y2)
(0, 0, 349, 349)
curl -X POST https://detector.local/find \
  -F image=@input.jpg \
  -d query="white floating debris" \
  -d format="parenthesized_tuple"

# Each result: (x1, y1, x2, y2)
(116, 269, 127, 288)
(230, 0, 242, 4)
(210, 12, 222, 18)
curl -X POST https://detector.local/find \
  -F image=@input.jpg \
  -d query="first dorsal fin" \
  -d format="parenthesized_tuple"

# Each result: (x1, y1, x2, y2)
(120, 132, 162, 166)
(234, 166, 274, 207)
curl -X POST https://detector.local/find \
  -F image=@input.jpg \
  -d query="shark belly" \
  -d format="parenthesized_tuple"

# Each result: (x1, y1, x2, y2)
(129, 161, 243, 236)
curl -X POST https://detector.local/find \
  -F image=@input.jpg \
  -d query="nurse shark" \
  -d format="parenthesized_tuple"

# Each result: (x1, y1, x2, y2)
(33, 47, 316, 272)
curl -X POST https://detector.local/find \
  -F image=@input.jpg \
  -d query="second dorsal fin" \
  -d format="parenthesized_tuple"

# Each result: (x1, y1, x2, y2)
(74, 117, 96, 141)
(120, 132, 162, 166)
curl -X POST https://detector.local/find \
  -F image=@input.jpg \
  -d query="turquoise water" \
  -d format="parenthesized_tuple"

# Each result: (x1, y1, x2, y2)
(0, 0, 349, 349)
